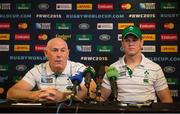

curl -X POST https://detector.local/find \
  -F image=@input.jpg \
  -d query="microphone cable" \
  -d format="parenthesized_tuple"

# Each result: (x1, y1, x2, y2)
(56, 98, 73, 114)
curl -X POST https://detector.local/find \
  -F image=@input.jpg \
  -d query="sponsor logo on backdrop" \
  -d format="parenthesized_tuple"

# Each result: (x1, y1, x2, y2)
(129, 14, 155, 18)
(99, 34, 111, 41)
(139, 23, 156, 30)
(35, 45, 46, 52)
(18, 23, 28, 29)
(97, 3, 113, 10)
(16, 3, 31, 10)
(76, 45, 92, 52)
(0, 45, 9, 51)
(160, 14, 180, 18)
(120, 3, 132, 10)
(38, 34, 48, 40)
(142, 34, 156, 41)
(139, 3, 156, 9)
(56, 3, 72, 10)
(170, 90, 178, 97)
(76, 4, 92, 10)
(80, 56, 108, 61)
(0, 22, 10, 29)
(164, 22, 174, 30)
(118, 34, 122, 41)
(0, 65, 8, 71)
(0, 33, 10, 40)
(56, 23, 72, 30)
(15, 34, 30, 40)
(167, 78, 178, 85)
(0, 76, 8, 82)
(142, 45, 156, 52)
(97, 45, 113, 52)
(9, 56, 47, 61)
(13, 75, 23, 82)
(148, 57, 180, 62)
(0, 14, 32, 19)
(0, 3, 11, 10)
(38, 3, 49, 10)
(78, 23, 90, 30)
(36, 23, 51, 30)
(161, 46, 178, 52)
(161, 2, 177, 9)
(118, 23, 134, 30)
(66, 14, 124, 19)
(55, 34, 71, 40)
(76, 34, 92, 41)
(14, 45, 30, 52)
(15, 65, 27, 71)
(36, 14, 62, 19)
(163, 66, 176, 73)
(97, 23, 113, 30)
(161, 34, 177, 41)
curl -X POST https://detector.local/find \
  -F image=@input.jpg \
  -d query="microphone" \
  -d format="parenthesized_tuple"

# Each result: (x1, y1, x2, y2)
(96, 65, 105, 97)
(106, 66, 119, 101)
(69, 71, 83, 96)
(83, 66, 95, 88)
(83, 66, 95, 97)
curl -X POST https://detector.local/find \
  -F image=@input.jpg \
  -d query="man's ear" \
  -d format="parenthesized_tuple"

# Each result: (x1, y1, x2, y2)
(44, 48, 48, 57)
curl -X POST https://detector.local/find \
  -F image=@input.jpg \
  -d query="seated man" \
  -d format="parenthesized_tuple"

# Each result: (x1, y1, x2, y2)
(7, 37, 96, 102)
(99, 26, 173, 103)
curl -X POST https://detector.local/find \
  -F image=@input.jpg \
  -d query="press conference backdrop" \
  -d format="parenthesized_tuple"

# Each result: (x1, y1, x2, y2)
(0, 0, 180, 101)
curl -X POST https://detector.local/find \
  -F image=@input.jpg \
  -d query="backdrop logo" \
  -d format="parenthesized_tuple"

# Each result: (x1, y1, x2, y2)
(35, 45, 46, 52)
(15, 34, 30, 40)
(0, 76, 8, 83)
(139, 3, 156, 9)
(18, 23, 28, 29)
(76, 34, 92, 41)
(161, 2, 177, 9)
(160, 14, 180, 18)
(76, 45, 92, 52)
(0, 22, 10, 29)
(170, 90, 178, 97)
(38, 34, 48, 40)
(97, 45, 113, 52)
(142, 45, 156, 52)
(118, 23, 134, 30)
(99, 34, 111, 41)
(0, 33, 10, 40)
(9, 56, 47, 61)
(16, 3, 31, 10)
(55, 34, 71, 40)
(0, 3, 11, 10)
(76, 4, 92, 10)
(97, 3, 113, 10)
(120, 3, 132, 10)
(78, 23, 90, 30)
(161, 46, 178, 52)
(36, 23, 51, 30)
(118, 34, 122, 41)
(97, 23, 113, 30)
(14, 45, 30, 52)
(0, 65, 8, 71)
(80, 56, 108, 61)
(167, 78, 178, 85)
(163, 22, 174, 30)
(38, 3, 49, 10)
(0, 45, 9, 51)
(56, 4, 72, 10)
(56, 23, 72, 30)
(161, 34, 177, 41)
(129, 14, 155, 18)
(139, 23, 156, 30)
(142, 34, 156, 41)
(15, 65, 27, 71)
(163, 66, 176, 73)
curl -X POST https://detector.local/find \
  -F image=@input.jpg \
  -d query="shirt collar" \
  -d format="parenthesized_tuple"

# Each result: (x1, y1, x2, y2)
(121, 54, 145, 67)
